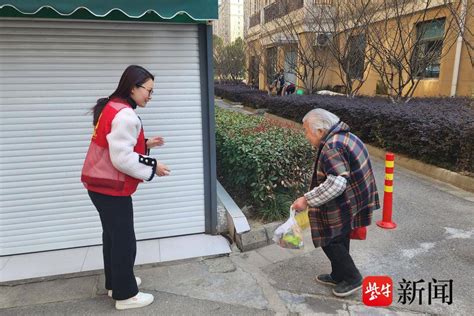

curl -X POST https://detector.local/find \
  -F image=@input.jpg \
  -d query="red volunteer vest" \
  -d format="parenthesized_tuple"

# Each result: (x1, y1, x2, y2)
(81, 98, 146, 196)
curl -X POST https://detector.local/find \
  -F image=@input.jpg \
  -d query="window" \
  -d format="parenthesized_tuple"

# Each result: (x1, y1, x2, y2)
(249, 56, 259, 87)
(266, 46, 278, 83)
(347, 34, 366, 80)
(412, 18, 445, 78)
(284, 47, 297, 84)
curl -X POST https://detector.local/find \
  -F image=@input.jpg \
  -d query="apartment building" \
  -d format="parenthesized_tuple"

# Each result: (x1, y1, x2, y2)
(214, 0, 245, 44)
(244, 0, 473, 97)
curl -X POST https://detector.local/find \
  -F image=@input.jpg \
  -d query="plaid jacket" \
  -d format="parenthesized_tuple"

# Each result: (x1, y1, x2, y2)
(308, 121, 380, 247)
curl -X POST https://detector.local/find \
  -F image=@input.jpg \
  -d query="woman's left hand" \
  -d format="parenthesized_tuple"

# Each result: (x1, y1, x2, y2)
(146, 136, 164, 149)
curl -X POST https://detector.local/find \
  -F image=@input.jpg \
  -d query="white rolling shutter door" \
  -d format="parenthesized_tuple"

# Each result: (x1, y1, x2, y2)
(0, 19, 205, 256)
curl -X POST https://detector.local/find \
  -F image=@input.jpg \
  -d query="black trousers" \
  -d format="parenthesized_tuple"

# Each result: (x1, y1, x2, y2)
(88, 191, 138, 300)
(322, 232, 362, 284)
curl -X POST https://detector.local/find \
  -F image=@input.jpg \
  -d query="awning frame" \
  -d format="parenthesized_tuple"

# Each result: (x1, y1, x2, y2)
(0, 1, 217, 22)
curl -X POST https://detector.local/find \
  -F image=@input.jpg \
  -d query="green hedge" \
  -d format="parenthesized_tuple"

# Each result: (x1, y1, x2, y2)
(215, 107, 314, 220)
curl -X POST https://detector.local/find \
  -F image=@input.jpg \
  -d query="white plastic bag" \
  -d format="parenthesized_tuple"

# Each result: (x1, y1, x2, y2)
(273, 207, 304, 249)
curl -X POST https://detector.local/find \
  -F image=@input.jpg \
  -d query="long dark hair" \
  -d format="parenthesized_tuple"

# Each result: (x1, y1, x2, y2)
(92, 65, 155, 125)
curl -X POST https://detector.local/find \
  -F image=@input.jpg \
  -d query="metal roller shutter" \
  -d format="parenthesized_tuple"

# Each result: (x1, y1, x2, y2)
(0, 19, 206, 256)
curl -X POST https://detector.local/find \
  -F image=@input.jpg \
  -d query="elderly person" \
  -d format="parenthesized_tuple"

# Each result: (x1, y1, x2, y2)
(267, 69, 285, 95)
(292, 108, 380, 297)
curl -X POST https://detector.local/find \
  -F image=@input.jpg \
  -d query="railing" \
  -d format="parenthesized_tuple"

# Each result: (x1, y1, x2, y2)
(264, 0, 304, 24)
(286, 0, 305, 13)
(264, 2, 279, 23)
(314, 0, 333, 5)
(249, 12, 261, 28)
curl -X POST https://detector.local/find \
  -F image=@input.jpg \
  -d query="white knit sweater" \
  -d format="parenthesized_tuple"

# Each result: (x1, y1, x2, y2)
(106, 108, 156, 181)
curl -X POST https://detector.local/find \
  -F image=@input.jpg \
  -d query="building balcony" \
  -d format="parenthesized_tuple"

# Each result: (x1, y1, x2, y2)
(313, 0, 333, 5)
(263, 0, 304, 24)
(245, 0, 334, 39)
(249, 12, 260, 28)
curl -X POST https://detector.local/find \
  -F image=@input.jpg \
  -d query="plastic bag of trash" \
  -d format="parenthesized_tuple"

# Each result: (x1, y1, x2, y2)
(273, 207, 304, 249)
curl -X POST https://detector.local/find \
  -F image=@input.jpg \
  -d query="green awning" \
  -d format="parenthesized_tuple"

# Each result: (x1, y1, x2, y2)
(0, 1, 218, 22)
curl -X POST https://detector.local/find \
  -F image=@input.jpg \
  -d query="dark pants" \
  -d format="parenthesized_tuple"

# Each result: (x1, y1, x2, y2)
(286, 85, 296, 95)
(88, 191, 138, 300)
(322, 232, 362, 284)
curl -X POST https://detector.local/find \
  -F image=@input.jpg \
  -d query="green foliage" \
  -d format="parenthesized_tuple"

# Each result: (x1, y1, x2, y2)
(213, 37, 245, 82)
(215, 108, 315, 220)
(258, 190, 296, 222)
(213, 35, 224, 80)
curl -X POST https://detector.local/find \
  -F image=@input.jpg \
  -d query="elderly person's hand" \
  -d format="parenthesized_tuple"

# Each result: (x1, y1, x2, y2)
(291, 196, 308, 213)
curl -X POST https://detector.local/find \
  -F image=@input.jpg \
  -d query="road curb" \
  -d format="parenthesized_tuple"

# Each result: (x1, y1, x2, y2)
(365, 144, 474, 193)
(235, 221, 283, 251)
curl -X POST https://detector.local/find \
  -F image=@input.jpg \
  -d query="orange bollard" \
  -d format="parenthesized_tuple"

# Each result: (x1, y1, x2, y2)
(377, 152, 397, 229)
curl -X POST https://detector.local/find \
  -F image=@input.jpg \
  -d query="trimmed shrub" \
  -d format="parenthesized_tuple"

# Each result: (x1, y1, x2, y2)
(215, 107, 314, 220)
(215, 84, 474, 174)
(215, 82, 268, 107)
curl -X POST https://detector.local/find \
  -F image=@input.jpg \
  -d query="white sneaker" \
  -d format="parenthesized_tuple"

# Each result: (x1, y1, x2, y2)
(115, 292, 154, 310)
(108, 276, 142, 297)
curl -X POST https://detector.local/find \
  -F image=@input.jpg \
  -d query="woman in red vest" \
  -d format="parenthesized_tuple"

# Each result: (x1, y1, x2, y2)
(81, 65, 169, 310)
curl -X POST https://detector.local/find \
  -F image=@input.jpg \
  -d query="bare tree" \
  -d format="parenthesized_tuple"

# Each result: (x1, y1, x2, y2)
(365, 0, 459, 103)
(305, 0, 377, 97)
(261, 4, 330, 94)
(292, 32, 331, 94)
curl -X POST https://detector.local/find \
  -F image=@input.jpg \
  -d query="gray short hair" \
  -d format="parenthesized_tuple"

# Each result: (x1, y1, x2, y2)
(302, 109, 340, 133)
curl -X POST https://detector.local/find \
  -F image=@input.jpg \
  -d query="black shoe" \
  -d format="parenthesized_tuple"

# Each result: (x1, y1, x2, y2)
(315, 274, 339, 286)
(332, 279, 363, 297)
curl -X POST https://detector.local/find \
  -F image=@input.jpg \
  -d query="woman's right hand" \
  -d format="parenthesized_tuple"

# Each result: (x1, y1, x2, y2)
(156, 162, 170, 176)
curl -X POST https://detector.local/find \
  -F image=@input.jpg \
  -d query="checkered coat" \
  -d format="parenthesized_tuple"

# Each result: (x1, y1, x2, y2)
(308, 121, 380, 247)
